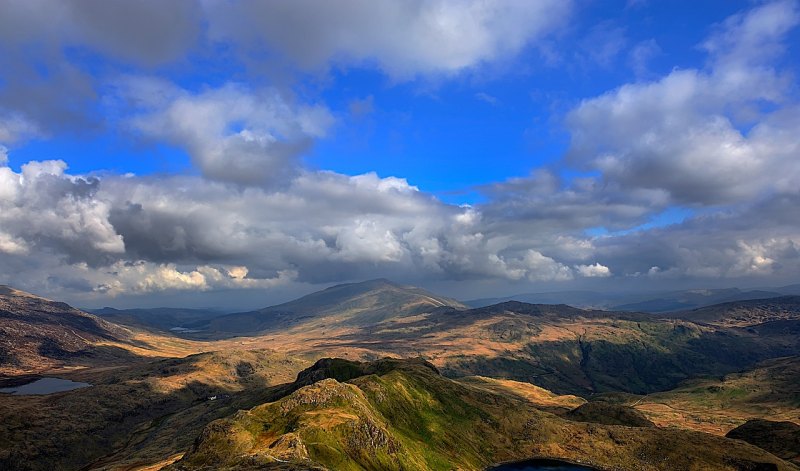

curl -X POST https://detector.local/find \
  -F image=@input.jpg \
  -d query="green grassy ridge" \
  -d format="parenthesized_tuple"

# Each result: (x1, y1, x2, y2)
(169, 358, 798, 471)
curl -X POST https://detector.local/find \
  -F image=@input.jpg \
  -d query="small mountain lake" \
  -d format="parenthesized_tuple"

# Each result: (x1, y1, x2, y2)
(488, 459, 598, 471)
(0, 377, 91, 395)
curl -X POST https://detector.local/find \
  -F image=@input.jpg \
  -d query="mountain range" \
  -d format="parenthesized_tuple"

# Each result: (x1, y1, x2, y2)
(1, 280, 799, 470)
(466, 285, 800, 312)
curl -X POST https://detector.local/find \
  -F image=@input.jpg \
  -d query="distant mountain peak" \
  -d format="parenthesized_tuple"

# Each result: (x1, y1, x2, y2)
(197, 279, 465, 335)
(326, 278, 401, 290)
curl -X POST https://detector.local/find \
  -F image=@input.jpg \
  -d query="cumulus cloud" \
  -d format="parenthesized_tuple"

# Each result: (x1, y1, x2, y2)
(566, 0, 800, 206)
(0, 158, 124, 263)
(205, 0, 573, 77)
(0, 113, 40, 144)
(3, 150, 800, 302)
(575, 263, 611, 278)
(2, 1, 800, 304)
(519, 250, 574, 281)
(481, 170, 669, 232)
(118, 79, 334, 185)
(94, 262, 297, 296)
(0, 0, 570, 151)
(0, 153, 620, 299)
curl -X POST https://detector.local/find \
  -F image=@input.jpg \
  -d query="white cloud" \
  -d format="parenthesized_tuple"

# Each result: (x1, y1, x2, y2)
(566, 1, 800, 206)
(3, 1, 800, 303)
(205, 0, 572, 77)
(121, 80, 334, 185)
(3, 145, 800, 301)
(0, 159, 124, 261)
(521, 250, 574, 281)
(702, 0, 799, 72)
(0, 151, 612, 296)
(0, 232, 28, 255)
(575, 263, 611, 278)
(475, 92, 499, 105)
(628, 39, 660, 77)
(0, 113, 40, 144)
(93, 262, 297, 296)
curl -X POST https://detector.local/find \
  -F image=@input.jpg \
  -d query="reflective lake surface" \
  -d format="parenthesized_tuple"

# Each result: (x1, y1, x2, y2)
(488, 459, 597, 470)
(0, 377, 91, 395)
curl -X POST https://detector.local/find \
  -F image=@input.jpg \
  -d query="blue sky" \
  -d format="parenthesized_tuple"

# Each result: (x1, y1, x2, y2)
(6, 1, 762, 192)
(1, 0, 799, 307)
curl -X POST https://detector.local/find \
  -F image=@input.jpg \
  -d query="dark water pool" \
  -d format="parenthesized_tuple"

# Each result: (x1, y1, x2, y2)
(0, 377, 91, 395)
(488, 458, 597, 470)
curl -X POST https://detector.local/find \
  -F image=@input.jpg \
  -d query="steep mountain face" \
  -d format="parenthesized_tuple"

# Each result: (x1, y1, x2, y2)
(168, 358, 796, 471)
(194, 279, 466, 335)
(0, 286, 131, 374)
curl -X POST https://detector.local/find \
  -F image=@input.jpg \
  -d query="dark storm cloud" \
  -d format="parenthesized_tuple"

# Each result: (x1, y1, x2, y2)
(0, 0, 201, 65)
(0, 0, 201, 142)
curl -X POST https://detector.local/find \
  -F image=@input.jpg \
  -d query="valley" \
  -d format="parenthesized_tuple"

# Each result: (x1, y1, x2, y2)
(1, 280, 799, 470)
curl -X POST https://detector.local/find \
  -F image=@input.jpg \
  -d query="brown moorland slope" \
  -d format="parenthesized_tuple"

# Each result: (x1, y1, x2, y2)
(0, 285, 225, 376)
(202, 293, 800, 396)
(0, 285, 134, 374)
(632, 355, 800, 435)
(0, 349, 310, 471)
